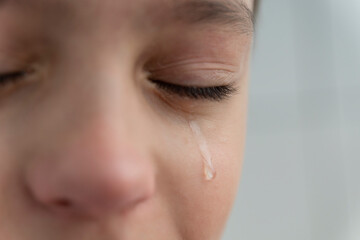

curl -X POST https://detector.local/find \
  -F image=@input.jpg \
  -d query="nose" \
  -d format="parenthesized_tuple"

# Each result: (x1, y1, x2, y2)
(24, 121, 155, 219)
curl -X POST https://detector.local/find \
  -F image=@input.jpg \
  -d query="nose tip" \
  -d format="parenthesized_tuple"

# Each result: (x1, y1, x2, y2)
(25, 146, 155, 219)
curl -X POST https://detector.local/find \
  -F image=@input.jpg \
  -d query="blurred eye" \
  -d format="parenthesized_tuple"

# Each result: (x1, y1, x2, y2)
(0, 65, 39, 94)
(0, 70, 28, 88)
(149, 79, 237, 101)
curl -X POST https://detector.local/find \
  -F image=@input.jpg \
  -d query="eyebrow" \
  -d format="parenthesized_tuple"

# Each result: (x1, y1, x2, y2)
(173, 0, 254, 34)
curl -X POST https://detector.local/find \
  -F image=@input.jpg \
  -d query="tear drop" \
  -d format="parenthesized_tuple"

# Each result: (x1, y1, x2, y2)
(189, 121, 216, 181)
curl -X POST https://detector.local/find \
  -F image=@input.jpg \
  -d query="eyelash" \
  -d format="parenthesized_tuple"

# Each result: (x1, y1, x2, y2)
(150, 79, 237, 101)
(0, 71, 27, 86)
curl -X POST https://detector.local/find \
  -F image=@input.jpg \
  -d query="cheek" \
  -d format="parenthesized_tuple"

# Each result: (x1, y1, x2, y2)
(196, 118, 246, 237)
(153, 97, 246, 239)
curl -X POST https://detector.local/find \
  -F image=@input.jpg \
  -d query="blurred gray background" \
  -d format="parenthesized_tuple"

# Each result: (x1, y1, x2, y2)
(223, 1, 360, 239)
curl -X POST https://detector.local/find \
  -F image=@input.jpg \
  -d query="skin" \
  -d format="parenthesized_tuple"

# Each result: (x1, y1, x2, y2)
(0, 0, 253, 239)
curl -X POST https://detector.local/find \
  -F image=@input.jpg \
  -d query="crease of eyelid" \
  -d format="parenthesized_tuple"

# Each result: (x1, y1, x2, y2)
(146, 61, 239, 72)
(206, 70, 236, 83)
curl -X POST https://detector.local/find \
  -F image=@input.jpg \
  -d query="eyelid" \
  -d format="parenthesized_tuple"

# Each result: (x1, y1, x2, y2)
(147, 67, 237, 89)
(0, 71, 26, 80)
(0, 64, 42, 94)
(0, 70, 29, 87)
(150, 79, 237, 101)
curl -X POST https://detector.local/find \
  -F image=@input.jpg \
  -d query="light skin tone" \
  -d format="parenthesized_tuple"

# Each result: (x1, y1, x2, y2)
(0, 0, 254, 239)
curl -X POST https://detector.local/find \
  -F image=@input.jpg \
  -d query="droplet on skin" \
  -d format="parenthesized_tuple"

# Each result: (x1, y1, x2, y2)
(189, 121, 216, 181)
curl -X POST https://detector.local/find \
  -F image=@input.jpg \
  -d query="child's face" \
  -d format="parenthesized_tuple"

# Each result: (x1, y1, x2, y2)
(0, 0, 253, 239)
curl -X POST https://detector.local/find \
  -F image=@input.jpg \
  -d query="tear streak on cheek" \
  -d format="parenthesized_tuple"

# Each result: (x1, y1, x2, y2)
(188, 120, 216, 181)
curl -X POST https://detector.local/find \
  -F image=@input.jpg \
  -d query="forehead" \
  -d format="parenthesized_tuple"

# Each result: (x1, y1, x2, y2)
(0, 0, 253, 27)
(0, 0, 253, 9)
(0, 0, 253, 57)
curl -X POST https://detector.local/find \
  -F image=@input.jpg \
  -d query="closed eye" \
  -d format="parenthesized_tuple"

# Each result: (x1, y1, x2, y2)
(0, 71, 27, 86)
(150, 79, 237, 101)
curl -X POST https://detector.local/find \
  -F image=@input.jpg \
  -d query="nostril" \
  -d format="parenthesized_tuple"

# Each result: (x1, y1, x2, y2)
(48, 198, 81, 217)
(46, 198, 88, 218)
(52, 198, 73, 209)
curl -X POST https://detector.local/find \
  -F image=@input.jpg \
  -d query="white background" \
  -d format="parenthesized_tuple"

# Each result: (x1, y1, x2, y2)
(223, 1, 360, 239)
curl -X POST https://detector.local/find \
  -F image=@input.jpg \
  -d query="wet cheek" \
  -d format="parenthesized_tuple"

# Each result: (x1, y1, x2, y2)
(211, 140, 244, 202)
(189, 117, 245, 232)
(154, 118, 244, 238)
(182, 144, 242, 239)
(195, 138, 244, 238)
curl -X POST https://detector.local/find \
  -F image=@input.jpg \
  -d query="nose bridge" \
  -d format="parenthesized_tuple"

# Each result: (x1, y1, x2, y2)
(66, 107, 143, 170)
(55, 41, 140, 136)
(49, 35, 151, 166)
